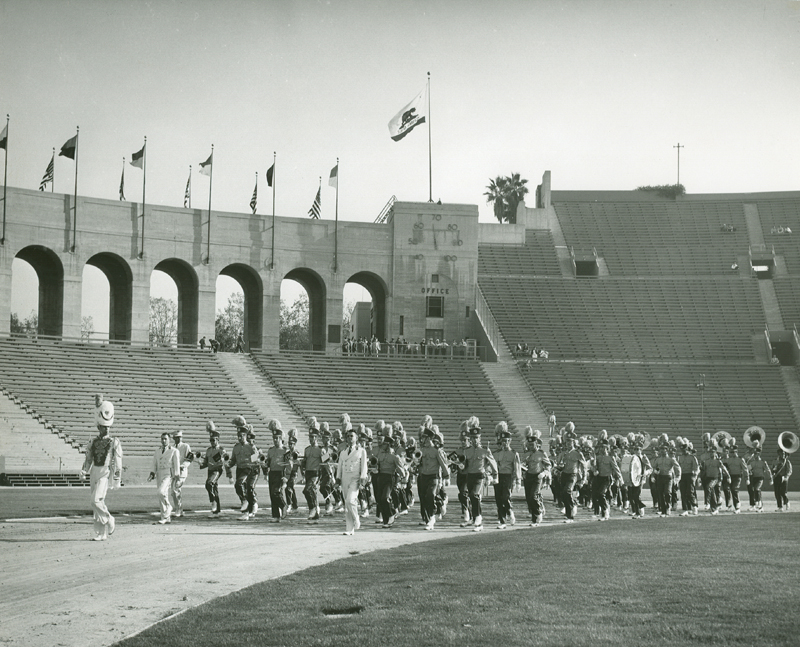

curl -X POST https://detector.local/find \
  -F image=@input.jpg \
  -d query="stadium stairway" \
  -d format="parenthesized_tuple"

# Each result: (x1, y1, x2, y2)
(0, 389, 84, 486)
(780, 368, 800, 427)
(216, 353, 308, 441)
(480, 361, 549, 447)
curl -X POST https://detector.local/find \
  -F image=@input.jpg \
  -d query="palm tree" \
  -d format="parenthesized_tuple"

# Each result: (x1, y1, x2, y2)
(484, 173, 529, 224)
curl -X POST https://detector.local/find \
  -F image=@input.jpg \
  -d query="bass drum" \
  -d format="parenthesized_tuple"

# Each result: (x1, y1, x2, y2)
(621, 454, 643, 487)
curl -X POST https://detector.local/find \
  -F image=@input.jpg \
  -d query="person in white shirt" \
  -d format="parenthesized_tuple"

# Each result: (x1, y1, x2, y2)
(170, 430, 192, 518)
(336, 428, 369, 535)
(149, 432, 180, 524)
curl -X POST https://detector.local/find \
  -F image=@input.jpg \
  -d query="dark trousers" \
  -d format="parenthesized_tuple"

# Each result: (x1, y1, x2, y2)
(205, 469, 222, 511)
(592, 475, 612, 517)
(654, 475, 673, 514)
(493, 473, 515, 522)
(701, 475, 710, 506)
(774, 477, 788, 508)
(417, 473, 438, 523)
(466, 473, 485, 519)
(524, 472, 546, 521)
(303, 471, 320, 510)
(268, 471, 286, 519)
(235, 467, 258, 513)
(729, 475, 742, 509)
(286, 476, 298, 509)
(629, 485, 644, 515)
(706, 477, 721, 510)
(435, 484, 448, 516)
(562, 473, 578, 519)
(721, 474, 731, 508)
(376, 473, 396, 523)
(319, 469, 335, 505)
(679, 475, 697, 510)
(457, 472, 471, 518)
(750, 476, 764, 506)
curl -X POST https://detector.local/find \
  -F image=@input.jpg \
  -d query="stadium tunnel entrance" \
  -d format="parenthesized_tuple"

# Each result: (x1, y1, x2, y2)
(284, 267, 326, 351)
(14, 246, 63, 337)
(345, 271, 388, 342)
(219, 263, 263, 351)
(85, 252, 133, 342)
(153, 259, 198, 346)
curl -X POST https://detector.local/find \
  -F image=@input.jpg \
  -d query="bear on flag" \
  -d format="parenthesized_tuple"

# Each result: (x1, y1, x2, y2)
(388, 86, 427, 142)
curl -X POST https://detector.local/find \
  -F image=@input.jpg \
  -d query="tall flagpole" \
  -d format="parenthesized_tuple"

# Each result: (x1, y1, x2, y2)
(334, 157, 339, 273)
(206, 144, 213, 264)
(187, 165, 191, 209)
(270, 151, 276, 269)
(2, 114, 8, 245)
(51, 148, 55, 193)
(427, 71, 432, 203)
(139, 136, 147, 258)
(71, 126, 79, 252)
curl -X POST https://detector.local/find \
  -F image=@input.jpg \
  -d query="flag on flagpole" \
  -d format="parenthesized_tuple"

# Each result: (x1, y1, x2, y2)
(0, 123, 7, 150)
(59, 134, 77, 159)
(388, 86, 427, 141)
(39, 153, 54, 191)
(184, 167, 191, 208)
(250, 175, 258, 214)
(199, 152, 213, 176)
(308, 187, 321, 219)
(119, 161, 125, 201)
(266, 163, 274, 188)
(130, 144, 145, 169)
(328, 164, 338, 188)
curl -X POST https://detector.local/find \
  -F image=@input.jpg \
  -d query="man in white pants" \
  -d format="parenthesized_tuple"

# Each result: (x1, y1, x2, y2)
(336, 428, 368, 535)
(80, 399, 123, 541)
(149, 432, 180, 524)
(170, 430, 192, 517)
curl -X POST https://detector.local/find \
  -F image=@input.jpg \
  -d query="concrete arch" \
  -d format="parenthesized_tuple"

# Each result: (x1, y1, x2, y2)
(284, 267, 326, 351)
(86, 252, 133, 341)
(15, 246, 64, 336)
(220, 263, 263, 350)
(346, 271, 389, 342)
(153, 258, 199, 346)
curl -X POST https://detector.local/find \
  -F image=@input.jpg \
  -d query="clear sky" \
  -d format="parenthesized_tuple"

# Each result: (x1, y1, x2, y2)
(3, 0, 799, 332)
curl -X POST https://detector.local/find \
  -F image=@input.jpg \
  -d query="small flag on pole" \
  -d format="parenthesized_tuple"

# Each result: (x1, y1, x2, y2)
(59, 134, 77, 159)
(130, 144, 145, 169)
(328, 163, 338, 189)
(119, 159, 125, 200)
(250, 174, 258, 214)
(39, 153, 54, 191)
(199, 152, 213, 176)
(184, 167, 191, 208)
(266, 163, 274, 188)
(0, 122, 7, 150)
(308, 186, 321, 219)
(388, 86, 427, 141)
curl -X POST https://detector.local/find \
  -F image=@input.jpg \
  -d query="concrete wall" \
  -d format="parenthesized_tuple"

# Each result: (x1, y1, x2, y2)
(0, 188, 482, 350)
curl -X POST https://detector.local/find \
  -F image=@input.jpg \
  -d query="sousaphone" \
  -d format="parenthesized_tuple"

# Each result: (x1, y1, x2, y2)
(712, 430, 732, 448)
(640, 431, 652, 450)
(778, 431, 799, 454)
(743, 426, 766, 448)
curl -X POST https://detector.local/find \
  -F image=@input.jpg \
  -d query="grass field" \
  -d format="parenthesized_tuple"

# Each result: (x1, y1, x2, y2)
(114, 514, 800, 647)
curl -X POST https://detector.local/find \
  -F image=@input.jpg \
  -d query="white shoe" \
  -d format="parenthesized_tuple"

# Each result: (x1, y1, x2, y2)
(473, 523, 483, 532)
(238, 513, 250, 521)
(704, 504, 710, 510)
(240, 501, 249, 512)
(107, 517, 115, 536)
(530, 522, 539, 527)
(251, 503, 259, 516)
(460, 519, 474, 527)
(692, 508, 699, 515)
(342, 530, 354, 535)
(680, 511, 689, 517)
(711, 509, 719, 515)
(734, 508, 741, 514)
(564, 519, 574, 524)
(157, 518, 170, 525)
(497, 522, 506, 529)
(92, 534, 108, 541)
(425, 520, 435, 531)
(509, 511, 516, 525)
(398, 509, 409, 515)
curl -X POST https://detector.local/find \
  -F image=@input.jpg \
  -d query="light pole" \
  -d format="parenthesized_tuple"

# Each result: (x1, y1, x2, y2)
(696, 373, 705, 438)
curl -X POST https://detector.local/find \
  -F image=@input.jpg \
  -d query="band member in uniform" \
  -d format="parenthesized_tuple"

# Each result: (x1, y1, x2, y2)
(455, 420, 473, 523)
(592, 441, 622, 521)
(417, 426, 451, 531)
(264, 422, 289, 522)
(391, 421, 411, 515)
(700, 446, 729, 515)
(149, 431, 180, 525)
(724, 441, 748, 514)
(284, 428, 300, 514)
(522, 433, 550, 526)
(493, 422, 521, 529)
(302, 426, 324, 522)
(652, 443, 680, 517)
(80, 399, 123, 540)
(358, 426, 375, 517)
(375, 434, 407, 527)
(198, 421, 230, 517)
(430, 427, 450, 520)
(772, 448, 792, 512)
(697, 433, 713, 510)
(628, 440, 651, 519)
(557, 428, 583, 523)
(677, 438, 700, 516)
(169, 430, 192, 518)
(336, 428, 369, 534)
(227, 418, 259, 521)
(461, 424, 497, 532)
(318, 424, 338, 515)
(746, 446, 771, 512)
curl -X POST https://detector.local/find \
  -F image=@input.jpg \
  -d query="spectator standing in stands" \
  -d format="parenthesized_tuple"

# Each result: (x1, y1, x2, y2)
(81, 399, 123, 541)
(169, 430, 192, 518)
(148, 432, 180, 525)
(198, 336, 206, 350)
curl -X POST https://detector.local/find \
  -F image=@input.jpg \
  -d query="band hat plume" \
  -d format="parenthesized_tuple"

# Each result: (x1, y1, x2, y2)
(95, 400, 115, 427)
(206, 420, 216, 433)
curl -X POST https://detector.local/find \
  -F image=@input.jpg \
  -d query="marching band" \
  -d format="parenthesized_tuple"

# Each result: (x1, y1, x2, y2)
(83, 399, 797, 538)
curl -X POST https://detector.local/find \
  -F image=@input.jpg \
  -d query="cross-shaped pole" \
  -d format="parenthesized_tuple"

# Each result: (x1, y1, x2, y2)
(673, 142, 684, 186)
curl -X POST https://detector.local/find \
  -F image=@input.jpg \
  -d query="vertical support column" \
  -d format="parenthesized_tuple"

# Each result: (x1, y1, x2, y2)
(326, 294, 343, 351)
(0, 253, 11, 336)
(130, 278, 150, 344)
(61, 273, 82, 339)
(261, 292, 280, 352)
(196, 286, 216, 348)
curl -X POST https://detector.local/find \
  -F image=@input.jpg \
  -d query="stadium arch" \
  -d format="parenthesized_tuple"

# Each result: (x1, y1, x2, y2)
(153, 258, 199, 346)
(284, 267, 326, 351)
(85, 252, 133, 341)
(15, 245, 64, 337)
(219, 263, 263, 350)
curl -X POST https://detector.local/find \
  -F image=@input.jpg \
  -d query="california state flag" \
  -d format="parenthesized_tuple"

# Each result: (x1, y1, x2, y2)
(388, 86, 427, 142)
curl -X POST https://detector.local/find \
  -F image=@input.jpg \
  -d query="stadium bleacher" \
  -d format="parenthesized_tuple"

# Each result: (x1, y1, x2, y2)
(478, 229, 561, 277)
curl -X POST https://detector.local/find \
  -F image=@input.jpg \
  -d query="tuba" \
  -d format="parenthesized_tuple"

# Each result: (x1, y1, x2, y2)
(640, 432, 652, 451)
(712, 430, 732, 449)
(743, 426, 766, 448)
(778, 431, 799, 454)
